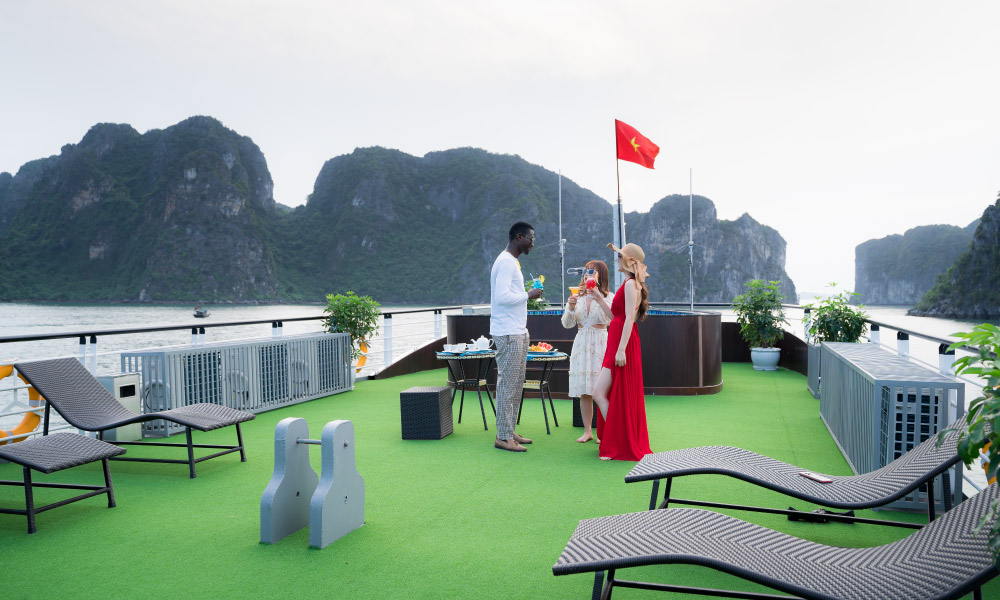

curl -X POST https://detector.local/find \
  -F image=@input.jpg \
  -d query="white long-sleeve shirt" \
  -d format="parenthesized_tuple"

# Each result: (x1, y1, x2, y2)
(490, 251, 529, 336)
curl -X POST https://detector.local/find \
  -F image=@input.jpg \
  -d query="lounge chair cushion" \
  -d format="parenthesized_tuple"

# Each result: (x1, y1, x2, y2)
(0, 433, 125, 474)
(15, 358, 254, 432)
(553, 484, 999, 600)
(625, 425, 963, 510)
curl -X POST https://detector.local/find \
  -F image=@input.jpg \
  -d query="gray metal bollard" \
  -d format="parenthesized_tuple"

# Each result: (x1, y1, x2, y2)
(309, 420, 365, 549)
(260, 417, 365, 548)
(260, 418, 319, 544)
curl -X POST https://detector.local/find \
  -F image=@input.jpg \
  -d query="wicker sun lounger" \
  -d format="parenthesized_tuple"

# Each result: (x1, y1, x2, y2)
(624, 425, 964, 528)
(15, 358, 255, 479)
(0, 432, 125, 533)
(553, 484, 999, 600)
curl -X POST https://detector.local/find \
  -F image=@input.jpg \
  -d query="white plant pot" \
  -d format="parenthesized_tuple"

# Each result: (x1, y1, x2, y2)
(751, 347, 781, 371)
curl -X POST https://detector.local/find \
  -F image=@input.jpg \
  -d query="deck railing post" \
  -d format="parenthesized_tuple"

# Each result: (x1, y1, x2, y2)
(938, 343, 955, 377)
(870, 323, 880, 346)
(803, 308, 811, 343)
(941, 342, 960, 428)
(78, 335, 86, 364)
(199, 326, 206, 345)
(272, 322, 278, 338)
(191, 327, 198, 346)
(383, 314, 393, 367)
(434, 310, 442, 340)
(277, 321, 283, 337)
(896, 331, 909, 359)
(88, 335, 98, 374)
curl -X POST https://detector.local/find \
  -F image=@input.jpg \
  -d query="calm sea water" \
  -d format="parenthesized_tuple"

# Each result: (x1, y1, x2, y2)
(1, 300, 990, 368)
(1, 300, 991, 391)
(0, 302, 451, 366)
(0, 303, 329, 362)
(0, 303, 450, 427)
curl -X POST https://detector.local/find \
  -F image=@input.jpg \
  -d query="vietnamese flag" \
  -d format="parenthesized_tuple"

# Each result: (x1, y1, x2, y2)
(615, 119, 660, 169)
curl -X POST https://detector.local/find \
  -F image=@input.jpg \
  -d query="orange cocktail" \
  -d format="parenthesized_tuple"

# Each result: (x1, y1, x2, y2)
(568, 286, 580, 296)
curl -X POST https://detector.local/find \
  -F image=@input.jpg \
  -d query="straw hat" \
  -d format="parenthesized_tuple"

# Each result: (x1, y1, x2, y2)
(607, 242, 648, 283)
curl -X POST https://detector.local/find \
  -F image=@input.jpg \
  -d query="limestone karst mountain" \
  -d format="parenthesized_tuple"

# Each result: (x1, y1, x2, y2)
(910, 194, 1000, 318)
(854, 224, 975, 306)
(0, 119, 797, 305)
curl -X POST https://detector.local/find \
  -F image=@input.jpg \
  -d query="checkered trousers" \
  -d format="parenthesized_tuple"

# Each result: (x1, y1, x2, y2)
(493, 332, 530, 440)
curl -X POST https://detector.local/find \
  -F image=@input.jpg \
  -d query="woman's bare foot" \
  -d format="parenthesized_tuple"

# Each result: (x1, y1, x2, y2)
(576, 432, 595, 443)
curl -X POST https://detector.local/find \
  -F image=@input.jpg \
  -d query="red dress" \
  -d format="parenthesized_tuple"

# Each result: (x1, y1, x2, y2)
(596, 278, 652, 461)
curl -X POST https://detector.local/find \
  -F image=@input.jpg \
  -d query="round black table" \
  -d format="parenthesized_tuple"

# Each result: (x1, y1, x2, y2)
(436, 350, 496, 431)
(517, 352, 568, 434)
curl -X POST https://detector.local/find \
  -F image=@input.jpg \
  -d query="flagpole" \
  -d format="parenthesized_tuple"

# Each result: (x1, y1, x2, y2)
(614, 121, 625, 289)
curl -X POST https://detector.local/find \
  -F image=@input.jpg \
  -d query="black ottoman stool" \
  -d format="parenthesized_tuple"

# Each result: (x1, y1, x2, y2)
(400, 386, 453, 440)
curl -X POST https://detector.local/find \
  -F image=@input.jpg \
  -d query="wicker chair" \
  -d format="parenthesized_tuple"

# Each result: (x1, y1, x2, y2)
(624, 424, 965, 528)
(16, 358, 255, 479)
(553, 484, 999, 600)
(0, 433, 125, 533)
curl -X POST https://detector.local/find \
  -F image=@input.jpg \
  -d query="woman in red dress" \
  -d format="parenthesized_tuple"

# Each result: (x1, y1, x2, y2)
(589, 242, 652, 461)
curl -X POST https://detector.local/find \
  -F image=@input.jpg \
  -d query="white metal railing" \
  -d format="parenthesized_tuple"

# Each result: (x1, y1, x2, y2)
(2, 302, 993, 493)
(358, 306, 476, 374)
(0, 306, 470, 447)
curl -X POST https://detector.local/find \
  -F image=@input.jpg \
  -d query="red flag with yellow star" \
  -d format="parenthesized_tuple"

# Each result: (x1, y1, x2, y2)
(615, 119, 660, 169)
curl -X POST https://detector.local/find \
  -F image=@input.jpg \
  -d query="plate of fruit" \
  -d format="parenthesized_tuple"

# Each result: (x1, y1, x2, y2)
(528, 342, 556, 353)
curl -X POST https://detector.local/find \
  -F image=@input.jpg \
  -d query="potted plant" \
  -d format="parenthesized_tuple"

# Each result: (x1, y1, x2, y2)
(802, 284, 869, 343)
(323, 291, 381, 383)
(800, 284, 870, 396)
(942, 323, 1000, 565)
(732, 279, 789, 371)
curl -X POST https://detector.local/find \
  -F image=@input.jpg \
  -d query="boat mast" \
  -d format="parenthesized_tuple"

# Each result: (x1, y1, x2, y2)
(688, 168, 694, 311)
(559, 170, 565, 308)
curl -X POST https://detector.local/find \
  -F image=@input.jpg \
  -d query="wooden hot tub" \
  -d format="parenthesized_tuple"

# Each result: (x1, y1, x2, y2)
(447, 309, 722, 398)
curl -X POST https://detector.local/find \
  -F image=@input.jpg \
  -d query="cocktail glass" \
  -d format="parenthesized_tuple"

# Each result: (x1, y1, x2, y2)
(568, 286, 580, 296)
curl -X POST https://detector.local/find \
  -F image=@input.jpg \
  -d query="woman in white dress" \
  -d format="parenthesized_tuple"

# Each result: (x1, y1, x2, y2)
(560, 260, 612, 444)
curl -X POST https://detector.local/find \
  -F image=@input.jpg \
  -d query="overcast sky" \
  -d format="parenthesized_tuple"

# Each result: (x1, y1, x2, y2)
(2, 1, 998, 297)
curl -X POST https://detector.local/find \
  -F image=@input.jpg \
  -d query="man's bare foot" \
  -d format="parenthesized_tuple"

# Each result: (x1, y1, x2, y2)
(576, 432, 595, 443)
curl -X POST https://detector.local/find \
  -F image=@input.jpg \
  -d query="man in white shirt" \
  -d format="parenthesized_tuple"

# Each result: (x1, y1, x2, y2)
(490, 221, 543, 452)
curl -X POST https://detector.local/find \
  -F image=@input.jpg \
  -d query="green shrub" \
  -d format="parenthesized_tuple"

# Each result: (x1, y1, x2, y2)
(941, 323, 1000, 565)
(323, 291, 381, 361)
(733, 279, 788, 349)
(803, 284, 869, 343)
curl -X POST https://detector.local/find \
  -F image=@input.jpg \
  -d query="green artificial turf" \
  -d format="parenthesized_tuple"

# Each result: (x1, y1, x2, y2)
(0, 364, 996, 599)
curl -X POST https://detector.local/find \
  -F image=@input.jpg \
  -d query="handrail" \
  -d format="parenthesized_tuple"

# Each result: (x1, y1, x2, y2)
(0, 301, 986, 368)
(655, 301, 981, 354)
(0, 316, 326, 344)
(382, 305, 478, 316)
(0, 306, 475, 345)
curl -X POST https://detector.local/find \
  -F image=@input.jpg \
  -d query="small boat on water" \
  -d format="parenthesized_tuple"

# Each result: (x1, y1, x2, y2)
(193, 306, 210, 318)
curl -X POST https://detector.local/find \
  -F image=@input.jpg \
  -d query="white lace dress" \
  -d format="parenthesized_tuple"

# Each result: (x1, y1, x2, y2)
(561, 292, 613, 398)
